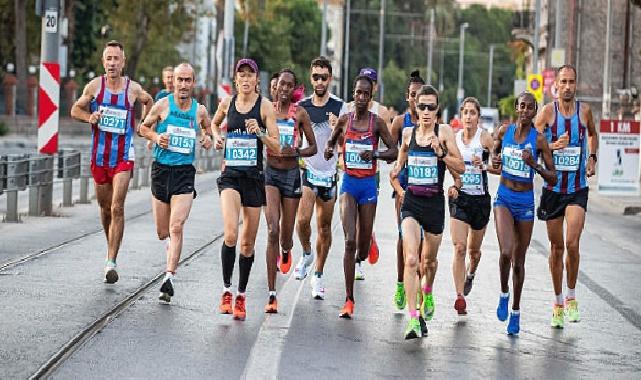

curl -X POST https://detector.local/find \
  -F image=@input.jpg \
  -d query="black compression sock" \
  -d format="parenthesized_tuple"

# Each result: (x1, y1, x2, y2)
(238, 254, 255, 293)
(221, 243, 236, 288)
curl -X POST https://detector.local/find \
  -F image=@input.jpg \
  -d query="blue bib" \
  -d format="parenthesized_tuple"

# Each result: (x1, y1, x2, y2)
(154, 95, 199, 166)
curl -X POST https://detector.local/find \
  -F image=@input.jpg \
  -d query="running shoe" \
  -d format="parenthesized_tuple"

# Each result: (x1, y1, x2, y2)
(551, 304, 564, 329)
(311, 275, 325, 300)
(419, 316, 428, 337)
(355, 262, 365, 281)
(507, 312, 520, 335)
(104, 261, 119, 284)
(265, 295, 278, 314)
(339, 299, 354, 319)
(233, 294, 247, 321)
(497, 293, 509, 322)
(294, 253, 313, 280)
(368, 233, 379, 264)
(565, 298, 581, 322)
(454, 295, 467, 315)
(219, 291, 233, 314)
(159, 277, 174, 303)
(463, 274, 474, 296)
(394, 282, 406, 310)
(421, 292, 435, 321)
(279, 249, 293, 275)
(404, 318, 421, 340)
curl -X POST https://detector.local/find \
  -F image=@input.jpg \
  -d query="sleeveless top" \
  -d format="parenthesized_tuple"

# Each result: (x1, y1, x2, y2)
(90, 76, 135, 167)
(406, 124, 446, 197)
(544, 101, 587, 194)
(342, 112, 378, 178)
(500, 124, 539, 183)
(223, 95, 265, 178)
(154, 95, 199, 166)
(456, 128, 489, 196)
(267, 102, 298, 157)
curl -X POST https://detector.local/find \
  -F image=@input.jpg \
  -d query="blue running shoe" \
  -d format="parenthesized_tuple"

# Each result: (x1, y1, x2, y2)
(497, 294, 509, 322)
(507, 312, 520, 335)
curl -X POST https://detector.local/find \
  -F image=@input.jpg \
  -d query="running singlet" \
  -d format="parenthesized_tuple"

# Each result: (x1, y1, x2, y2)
(500, 124, 538, 183)
(90, 75, 135, 167)
(456, 128, 489, 196)
(406, 124, 445, 196)
(343, 112, 377, 178)
(268, 103, 298, 156)
(299, 94, 347, 185)
(223, 95, 265, 175)
(544, 101, 588, 194)
(154, 95, 199, 166)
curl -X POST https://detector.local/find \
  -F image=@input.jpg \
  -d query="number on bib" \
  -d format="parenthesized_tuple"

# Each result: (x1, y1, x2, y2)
(98, 106, 128, 134)
(553, 147, 581, 171)
(167, 125, 196, 154)
(225, 134, 258, 167)
(344, 140, 373, 169)
(461, 163, 484, 195)
(502, 147, 530, 178)
(407, 152, 438, 185)
(278, 119, 295, 148)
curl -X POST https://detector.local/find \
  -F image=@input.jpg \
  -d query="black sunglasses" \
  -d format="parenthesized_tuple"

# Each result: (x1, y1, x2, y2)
(312, 73, 329, 82)
(417, 103, 438, 111)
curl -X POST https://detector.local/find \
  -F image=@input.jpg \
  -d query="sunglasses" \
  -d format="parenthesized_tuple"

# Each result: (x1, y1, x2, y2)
(312, 73, 329, 82)
(417, 103, 438, 111)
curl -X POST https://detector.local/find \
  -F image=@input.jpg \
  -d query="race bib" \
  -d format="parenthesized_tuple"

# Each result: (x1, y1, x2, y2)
(98, 106, 128, 134)
(553, 147, 581, 171)
(167, 125, 196, 154)
(225, 134, 258, 167)
(306, 171, 333, 187)
(407, 151, 438, 185)
(344, 140, 373, 169)
(502, 147, 530, 178)
(461, 163, 484, 195)
(278, 119, 295, 147)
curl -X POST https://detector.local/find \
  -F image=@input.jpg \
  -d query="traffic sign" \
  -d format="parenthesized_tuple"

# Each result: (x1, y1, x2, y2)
(527, 73, 544, 103)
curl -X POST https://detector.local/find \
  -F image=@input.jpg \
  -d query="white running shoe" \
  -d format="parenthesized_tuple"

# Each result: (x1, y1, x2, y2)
(355, 262, 365, 281)
(311, 275, 325, 300)
(104, 261, 118, 284)
(294, 253, 313, 280)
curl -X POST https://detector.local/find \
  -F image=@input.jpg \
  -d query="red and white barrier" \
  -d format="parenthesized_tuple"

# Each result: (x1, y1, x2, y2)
(38, 62, 59, 154)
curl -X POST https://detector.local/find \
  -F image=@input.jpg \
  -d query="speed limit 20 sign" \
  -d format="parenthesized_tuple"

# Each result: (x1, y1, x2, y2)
(45, 10, 58, 33)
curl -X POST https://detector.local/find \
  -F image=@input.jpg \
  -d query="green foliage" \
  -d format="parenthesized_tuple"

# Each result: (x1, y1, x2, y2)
(0, 120, 8, 136)
(498, 95, 517, 121)
(235, 0, 322, 85)
(382, 60, 408, 113)
(0, 0, 41, 69)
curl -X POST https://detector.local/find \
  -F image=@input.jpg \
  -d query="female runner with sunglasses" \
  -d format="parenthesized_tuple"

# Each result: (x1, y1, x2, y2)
(490, 92, 556, 335)
(392, 85, 464, 339)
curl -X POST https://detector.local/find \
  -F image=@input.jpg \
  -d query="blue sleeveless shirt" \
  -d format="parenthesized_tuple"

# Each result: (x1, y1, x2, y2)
(500, 124, 538, 184)
(153, 95, 199, 166)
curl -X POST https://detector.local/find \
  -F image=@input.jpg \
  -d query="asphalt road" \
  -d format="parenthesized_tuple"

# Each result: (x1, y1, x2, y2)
(1, 165, 640, 379)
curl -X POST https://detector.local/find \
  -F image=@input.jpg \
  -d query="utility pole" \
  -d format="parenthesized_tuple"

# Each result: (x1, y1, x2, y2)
(487, 44, 495, 107)
(426, 8, 434, 84)
(602, 0, 612, 119)
(222, 0, 234, 86)
(456, 22, 469, 110)
(242, 1, 249, 57)
(554, 0, 561, 48)
(343, 0, 351, 98)
(533, 0, 541, 74)
(321, 0, 328, 56)
(377, 0, 385, 103)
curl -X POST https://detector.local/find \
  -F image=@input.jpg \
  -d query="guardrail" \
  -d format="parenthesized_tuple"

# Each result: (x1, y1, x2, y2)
(1, 146, 222, 223)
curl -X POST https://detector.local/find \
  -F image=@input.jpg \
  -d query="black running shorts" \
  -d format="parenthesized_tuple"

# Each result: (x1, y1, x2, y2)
(265, 165, 302, 199)
(401, 192, 445, 235)
(217, 174, 266, 208)
(448, 192, 492, 230)
(537, 187, 589, 221)
(151, 162, 197, 204)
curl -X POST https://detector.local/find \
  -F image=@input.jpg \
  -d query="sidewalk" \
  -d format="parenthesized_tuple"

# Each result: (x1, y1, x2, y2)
(587, 177, 641, 217)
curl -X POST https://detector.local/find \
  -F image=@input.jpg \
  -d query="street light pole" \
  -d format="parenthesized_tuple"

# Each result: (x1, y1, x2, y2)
(487, 44, 495, 107)
(222, 0, 234, 86)
(321, 0, 328, 56)
(456, 22, 469, 110)
(343, 0, 351, 98)
(377, 0, 386, 103)
(533, 0, 541, 74)
(602, 0, 612, 119)
(426, 8, 434, 84)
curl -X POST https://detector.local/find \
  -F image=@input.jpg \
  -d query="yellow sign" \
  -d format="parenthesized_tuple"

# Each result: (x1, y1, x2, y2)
(527, 73, 544, 103)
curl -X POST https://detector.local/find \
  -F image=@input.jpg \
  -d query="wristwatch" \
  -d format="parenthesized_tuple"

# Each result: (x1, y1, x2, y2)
(589, 153, 598, 162)
(437, 144, 448, 159)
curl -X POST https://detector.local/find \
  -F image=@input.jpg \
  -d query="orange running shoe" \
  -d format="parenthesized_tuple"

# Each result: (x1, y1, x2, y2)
(454, 295, 467, 315)
(280, 249, 293, 274)
(233, 294, 247, 320)
(368, 233, 379, 265)
(219, 291, 233, 314)
(339, 299, 355, 319)
(265, 295, 278, 313)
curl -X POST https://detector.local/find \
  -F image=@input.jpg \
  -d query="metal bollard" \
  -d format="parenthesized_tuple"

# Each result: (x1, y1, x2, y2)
(205, 148, 214, 172)
(38, 155, 54, 216)
(78, 151, 92, 204)
(58, 149, 81, 207)
(28, 154, 45, 216)
(139, 152, 149, 187)
(2, 155, 28, 223)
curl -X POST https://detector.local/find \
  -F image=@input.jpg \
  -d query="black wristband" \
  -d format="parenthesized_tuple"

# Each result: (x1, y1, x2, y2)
(589, 153, 597, 162)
